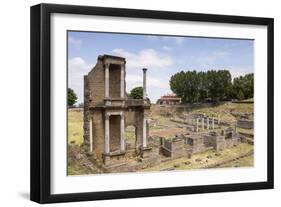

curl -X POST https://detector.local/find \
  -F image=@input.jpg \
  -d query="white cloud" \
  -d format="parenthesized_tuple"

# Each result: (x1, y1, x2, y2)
(162, 36, 184, 45)
(126, 74, 169, 89)
(69, 37, 82, 49)
(146, 36, 184, 45)
(68, 57, 93, 103)
(112, 48, 174, 69)
(162, 46, 172, 51)
(194, 50, 229, 66)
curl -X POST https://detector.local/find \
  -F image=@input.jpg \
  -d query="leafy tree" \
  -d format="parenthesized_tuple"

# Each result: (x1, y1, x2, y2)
(185, 71, 200, 103)
(170, 69, 253, 103)
(232, 73, 253, 100)
(237, 90, 245, 100)
(206, 70, 219, 102)
(243, 73, 254, 98)
(197, 71, 208, 102)
(217, 70, 232, 100)
(68, 88, 78, 107)
(129, 86, 143, 99)
(170, 71, 188, 103)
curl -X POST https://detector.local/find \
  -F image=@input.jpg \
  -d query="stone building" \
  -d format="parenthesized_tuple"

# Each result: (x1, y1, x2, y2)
(83, 55, 153, 166)
(156, 93, 181, 105)
(160, 128, 241, 160)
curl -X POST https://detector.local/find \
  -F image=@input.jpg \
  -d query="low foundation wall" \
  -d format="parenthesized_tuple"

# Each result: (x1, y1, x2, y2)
(237, 119, 254, 129)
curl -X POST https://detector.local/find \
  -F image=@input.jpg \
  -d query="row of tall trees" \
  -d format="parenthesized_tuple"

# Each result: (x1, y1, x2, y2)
(232, 73, 254, 101)
(170, 70, 253, 103)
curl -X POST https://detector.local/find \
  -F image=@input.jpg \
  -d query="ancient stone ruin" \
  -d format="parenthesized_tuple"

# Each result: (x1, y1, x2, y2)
(84, 55, 158, 171)
(160, 127, 240, 160)
(83, 55, 243, 172)
(171, 113, 222, 132)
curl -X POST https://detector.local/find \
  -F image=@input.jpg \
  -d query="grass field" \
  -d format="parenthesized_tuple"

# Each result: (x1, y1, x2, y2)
(68, 108, 84, 145)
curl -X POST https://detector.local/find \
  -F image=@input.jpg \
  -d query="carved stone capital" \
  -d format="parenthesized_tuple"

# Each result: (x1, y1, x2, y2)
(104, 63, 110, 69)
(105, 113, 110, 120)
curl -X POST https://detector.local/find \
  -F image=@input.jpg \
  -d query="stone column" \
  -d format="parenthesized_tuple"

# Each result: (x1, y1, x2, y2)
(196, 118, 199, 132)
(201, 117, 204, 129)
(104, 113, 110, 154)
(142, 68, 147, 99)
(120, 64, 125, 98)
(120, 113, 125, 151)
(207, 117, 209, 130)
(142, 117, 147, 148)
(89, 118, 93, 152)
(212, 118, 215, 129)
(104, 63, 109, 98)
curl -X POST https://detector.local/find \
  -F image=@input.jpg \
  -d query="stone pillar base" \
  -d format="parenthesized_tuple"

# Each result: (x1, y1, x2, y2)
(103, 150, 127, 166)
(139, 146, 153, 158)
(102, 154, 111, 166)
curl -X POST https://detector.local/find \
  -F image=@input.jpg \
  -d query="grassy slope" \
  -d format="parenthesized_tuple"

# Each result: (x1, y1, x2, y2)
(68, 108, 84, 145)
(182, 102, 253, 123)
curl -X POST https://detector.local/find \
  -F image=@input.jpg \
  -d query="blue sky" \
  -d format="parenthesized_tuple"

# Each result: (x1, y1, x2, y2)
(68, 31, 254, 104)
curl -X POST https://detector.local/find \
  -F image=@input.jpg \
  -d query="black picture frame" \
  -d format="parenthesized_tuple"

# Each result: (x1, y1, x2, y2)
(30, 3, 274, 204)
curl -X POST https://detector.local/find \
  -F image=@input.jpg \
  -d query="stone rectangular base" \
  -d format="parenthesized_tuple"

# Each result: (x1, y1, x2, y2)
(103, 154, 160, 173)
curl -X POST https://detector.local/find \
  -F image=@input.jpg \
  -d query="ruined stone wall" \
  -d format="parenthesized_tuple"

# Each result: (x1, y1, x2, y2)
(237, 119, 254, 129)
(109, 65, 121, 98)
(204, 135, 225, 150)
(92, 110, 104, 159)
(192, 137, 205, 153)
(125, 110, 137, 126)
(87, 60, 105, 107)
(214, 136, 225, 150)
(203, 135, 217, 148)
(83, 60, 105, 154)
(161, 138, 185, 159)
(83, 76, 90, 146)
